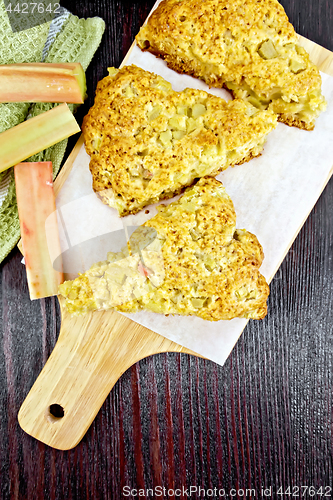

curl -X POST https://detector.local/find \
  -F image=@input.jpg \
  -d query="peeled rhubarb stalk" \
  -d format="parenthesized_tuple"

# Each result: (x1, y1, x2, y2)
(0, 63, 86, 103)
(0, 103, 80, 173)
(14, 162, 64, 300)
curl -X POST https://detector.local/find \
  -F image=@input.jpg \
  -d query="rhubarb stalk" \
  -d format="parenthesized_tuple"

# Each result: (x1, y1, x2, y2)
(0, 103, 80, 173)
(14, 161, 64, 300)
(0, 63, 86, 103)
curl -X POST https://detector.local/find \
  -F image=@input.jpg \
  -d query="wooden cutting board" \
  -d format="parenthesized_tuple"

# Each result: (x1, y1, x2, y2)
(18, 35, 333, 450)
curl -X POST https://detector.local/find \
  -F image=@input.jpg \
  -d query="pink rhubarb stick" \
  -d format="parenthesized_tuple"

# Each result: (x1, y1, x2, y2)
(14, 161, 64, 300)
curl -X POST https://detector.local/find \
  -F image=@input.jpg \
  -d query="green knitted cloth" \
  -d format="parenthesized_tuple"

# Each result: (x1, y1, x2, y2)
(0, 1, 105, 263)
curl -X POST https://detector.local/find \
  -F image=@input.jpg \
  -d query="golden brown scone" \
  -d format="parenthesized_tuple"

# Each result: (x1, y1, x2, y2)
(136, 0, 327, 130)
(59, 178, 269, 321)
(82, 65, 277, 216)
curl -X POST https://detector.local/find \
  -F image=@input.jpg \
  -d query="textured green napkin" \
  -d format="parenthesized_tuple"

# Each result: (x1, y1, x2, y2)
(0, 0, 105, 263)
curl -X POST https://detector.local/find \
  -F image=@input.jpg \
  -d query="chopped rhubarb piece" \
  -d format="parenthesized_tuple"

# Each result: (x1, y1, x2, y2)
(138, 260, 151, 278)
(0, 103, 80, 174)
(14, 162, 64, 300)
(0, 63, 86, 103)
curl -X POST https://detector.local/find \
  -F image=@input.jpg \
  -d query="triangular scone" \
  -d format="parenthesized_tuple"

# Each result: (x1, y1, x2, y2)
(136, 0, 327, 130)
(59, 178, 269, 321)
(82, 65, 276, 216)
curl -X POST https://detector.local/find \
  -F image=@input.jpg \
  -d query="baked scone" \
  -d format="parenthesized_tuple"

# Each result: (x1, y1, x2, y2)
(136, 0, 327, 130)
(82, 65, 277, 216)
(59, 178, 269, 321)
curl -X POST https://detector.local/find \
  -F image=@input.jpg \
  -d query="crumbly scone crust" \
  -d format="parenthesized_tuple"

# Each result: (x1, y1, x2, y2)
(82, 65, 276, 216)
(97, 148, 259, 216)
(224, 85, 316, 130)
(278, 114, 314, 131)
(59, 178, 270, 321)
(136, 0, 326, 129)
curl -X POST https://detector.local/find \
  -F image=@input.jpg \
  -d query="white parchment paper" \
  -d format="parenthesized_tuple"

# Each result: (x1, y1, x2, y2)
(56, 47, 333, 367)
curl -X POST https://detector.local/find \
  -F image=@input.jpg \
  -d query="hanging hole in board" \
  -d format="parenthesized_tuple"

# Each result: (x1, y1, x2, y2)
(45, 404, 65, 423)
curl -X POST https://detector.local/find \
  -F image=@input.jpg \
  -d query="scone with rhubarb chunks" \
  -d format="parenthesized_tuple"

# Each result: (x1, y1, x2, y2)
(82, 65, 276, 216)
(59, 178, 269, 321)
(136, 0, 326, 130)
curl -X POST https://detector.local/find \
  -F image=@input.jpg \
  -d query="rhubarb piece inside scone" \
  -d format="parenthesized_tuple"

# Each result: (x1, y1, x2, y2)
(82, 65, 277, 216)
(136, 0, 327, 130)
(59, 178, 270, 321)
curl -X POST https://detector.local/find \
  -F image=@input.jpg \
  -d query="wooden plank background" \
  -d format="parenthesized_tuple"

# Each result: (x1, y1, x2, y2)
(0, 0, 332, 498)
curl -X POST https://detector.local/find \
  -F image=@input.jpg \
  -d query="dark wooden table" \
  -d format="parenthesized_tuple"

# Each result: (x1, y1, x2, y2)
(1, 1, 333, 498)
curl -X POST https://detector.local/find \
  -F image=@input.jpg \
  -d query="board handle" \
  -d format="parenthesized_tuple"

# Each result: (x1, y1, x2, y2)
(18, 297, 199, 450)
